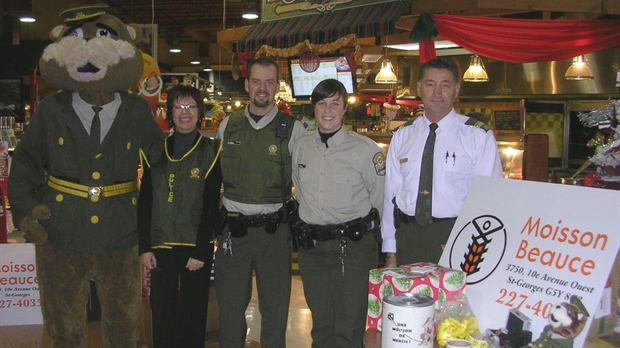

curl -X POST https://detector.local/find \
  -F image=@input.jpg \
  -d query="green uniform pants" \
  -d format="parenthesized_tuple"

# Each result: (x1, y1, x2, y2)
(394, 219, 456, 265)
(214, 223, 292, 348)
(298, 235, 378, 348)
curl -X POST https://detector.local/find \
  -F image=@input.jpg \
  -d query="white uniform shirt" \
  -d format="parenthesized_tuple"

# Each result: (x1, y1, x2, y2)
(216, 104, 306, 215)
(381, 108, 503, 253)
(292, 127, 385, 225)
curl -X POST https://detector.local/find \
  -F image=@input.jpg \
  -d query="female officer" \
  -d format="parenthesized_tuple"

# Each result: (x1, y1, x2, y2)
(291, 79, 385, 348)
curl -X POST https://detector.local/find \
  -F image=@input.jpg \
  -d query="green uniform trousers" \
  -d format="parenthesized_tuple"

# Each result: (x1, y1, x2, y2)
(395, 219, 456, 265)
(298, 235, 378, 348)
(214, 223, 292, 348)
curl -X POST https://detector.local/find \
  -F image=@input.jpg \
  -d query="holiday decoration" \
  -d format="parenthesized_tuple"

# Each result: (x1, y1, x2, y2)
(578, 99, 620, 190)
(383, 95, 400, 120)
(277, 99, 293, 116)
(299, 50, 320, 73)
(208, 101, 226, 121)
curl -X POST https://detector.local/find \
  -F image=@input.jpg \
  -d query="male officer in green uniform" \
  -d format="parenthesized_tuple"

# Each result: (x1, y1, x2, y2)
(215, 57, 306, 348)
(8, 5, 163, 347)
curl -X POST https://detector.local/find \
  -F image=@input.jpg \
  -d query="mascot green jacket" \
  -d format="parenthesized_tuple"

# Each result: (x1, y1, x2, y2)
(7, 4, 164, 348)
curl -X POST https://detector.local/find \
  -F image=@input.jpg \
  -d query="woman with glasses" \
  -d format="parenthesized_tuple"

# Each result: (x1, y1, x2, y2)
(138, 84, 223, 348)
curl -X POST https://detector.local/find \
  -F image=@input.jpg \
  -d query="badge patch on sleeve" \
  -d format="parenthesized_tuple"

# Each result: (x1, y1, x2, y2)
(373, 152, 386, 176)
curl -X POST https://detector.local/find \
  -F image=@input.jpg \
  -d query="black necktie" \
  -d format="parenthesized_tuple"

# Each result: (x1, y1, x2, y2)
(91, 106, 102, 145)
(415, 123, 438, 225)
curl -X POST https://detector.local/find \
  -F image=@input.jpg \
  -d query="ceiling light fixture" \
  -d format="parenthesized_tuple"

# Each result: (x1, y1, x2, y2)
(564, 55, 594, 81)
(242, 2, 258, 20)
(375, 59, 398, 84)
(169, 47, 181, 53)
(203, 62, 213, 72)
(463, 54, 489, 82)
(375, 36, 397, 84)
(191, 60, 201, 65)
(19, 16, 36, 23)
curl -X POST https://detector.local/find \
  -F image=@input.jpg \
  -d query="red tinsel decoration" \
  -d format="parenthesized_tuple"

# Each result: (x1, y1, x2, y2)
(584, 173, 602, 187)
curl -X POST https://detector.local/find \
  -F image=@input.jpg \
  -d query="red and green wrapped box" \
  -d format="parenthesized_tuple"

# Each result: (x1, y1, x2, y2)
(367, 262, 467, 331)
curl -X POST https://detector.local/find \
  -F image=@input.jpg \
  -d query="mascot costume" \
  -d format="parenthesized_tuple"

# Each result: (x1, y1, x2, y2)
(8, 4, 163, 347)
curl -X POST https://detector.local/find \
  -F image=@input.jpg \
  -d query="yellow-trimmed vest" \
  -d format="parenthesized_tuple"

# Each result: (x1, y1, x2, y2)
(221, 111, 295, 204)
(148, 136, 220, 247)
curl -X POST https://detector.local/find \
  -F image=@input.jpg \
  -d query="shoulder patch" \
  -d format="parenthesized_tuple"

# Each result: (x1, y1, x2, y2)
(373, 152, 386, 176)
(465, 117, 492, 132)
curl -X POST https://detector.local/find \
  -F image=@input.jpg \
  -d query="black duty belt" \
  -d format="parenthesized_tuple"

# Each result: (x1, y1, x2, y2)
(245, 212, 282, 228)
(307, 208, 379, 242)
(220, 200, 299, 237)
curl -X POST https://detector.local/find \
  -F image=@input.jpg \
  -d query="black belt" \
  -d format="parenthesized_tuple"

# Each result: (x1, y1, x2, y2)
(245, 212, 282, 228)
(221, 200, 299, 237)
(307, 209, 378, 242)
(392, 198, 455, 227)
(398, 212, 456, 224)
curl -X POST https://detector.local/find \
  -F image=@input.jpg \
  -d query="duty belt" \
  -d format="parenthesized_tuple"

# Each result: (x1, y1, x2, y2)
(48, 175, 137, 201)
(221, 200, 299, 237)
(307, 209, 379, 242)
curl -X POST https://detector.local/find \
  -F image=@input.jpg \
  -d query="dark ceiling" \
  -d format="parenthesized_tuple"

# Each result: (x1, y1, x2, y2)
(1, 0, 263, 72)
(1, 0, 619, 75)
(89, 0, 262, 44)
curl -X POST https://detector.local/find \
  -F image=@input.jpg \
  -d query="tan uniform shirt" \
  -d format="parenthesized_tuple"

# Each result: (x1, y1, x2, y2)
(292, 127, 385, 225)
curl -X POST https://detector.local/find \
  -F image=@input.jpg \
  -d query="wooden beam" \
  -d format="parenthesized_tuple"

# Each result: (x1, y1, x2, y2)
(603, 0, 620, 15)
(412, 0, 606, 15)
(216, 26, 250, 53)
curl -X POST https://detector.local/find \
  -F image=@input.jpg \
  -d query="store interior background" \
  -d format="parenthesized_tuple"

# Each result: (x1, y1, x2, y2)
(2, 0, 620, 181)
(1, 0, 620, 347)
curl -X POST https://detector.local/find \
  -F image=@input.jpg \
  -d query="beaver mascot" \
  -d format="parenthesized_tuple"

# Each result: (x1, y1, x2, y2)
(530, 296, 590, 348)
(8, 4, 163, 347)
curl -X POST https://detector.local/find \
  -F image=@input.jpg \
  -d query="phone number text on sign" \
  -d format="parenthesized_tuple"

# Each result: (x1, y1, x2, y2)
(0, 299, 41, 308)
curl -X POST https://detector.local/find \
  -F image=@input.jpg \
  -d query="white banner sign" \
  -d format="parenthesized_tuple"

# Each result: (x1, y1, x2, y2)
(439, 177, 619, 348)
(0, 243, 43, 326)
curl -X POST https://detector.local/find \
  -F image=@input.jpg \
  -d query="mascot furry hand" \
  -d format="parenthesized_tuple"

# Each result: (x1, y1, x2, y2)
(19, 205, 51, 244)
(530, 296, 589, 348)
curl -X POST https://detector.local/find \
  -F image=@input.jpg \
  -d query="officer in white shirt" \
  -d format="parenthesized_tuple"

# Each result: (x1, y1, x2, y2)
(382, 58, 503, 267)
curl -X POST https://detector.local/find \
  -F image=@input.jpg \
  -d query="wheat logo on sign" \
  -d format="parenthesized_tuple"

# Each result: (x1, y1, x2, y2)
(447, 215, 507, 285)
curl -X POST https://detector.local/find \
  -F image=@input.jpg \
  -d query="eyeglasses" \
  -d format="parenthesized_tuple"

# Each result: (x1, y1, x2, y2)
(172, 104, 198, 111)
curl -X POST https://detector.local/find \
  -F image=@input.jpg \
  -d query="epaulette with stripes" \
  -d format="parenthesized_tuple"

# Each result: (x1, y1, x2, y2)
(465, 117, 492, 132)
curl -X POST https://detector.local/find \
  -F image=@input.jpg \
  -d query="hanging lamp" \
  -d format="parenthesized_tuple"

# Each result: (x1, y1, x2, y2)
(564, 55, 594, 81)
(375, 58, 398, 84)
(463, 54, 489, 82)
(375, 35, 397, 84)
